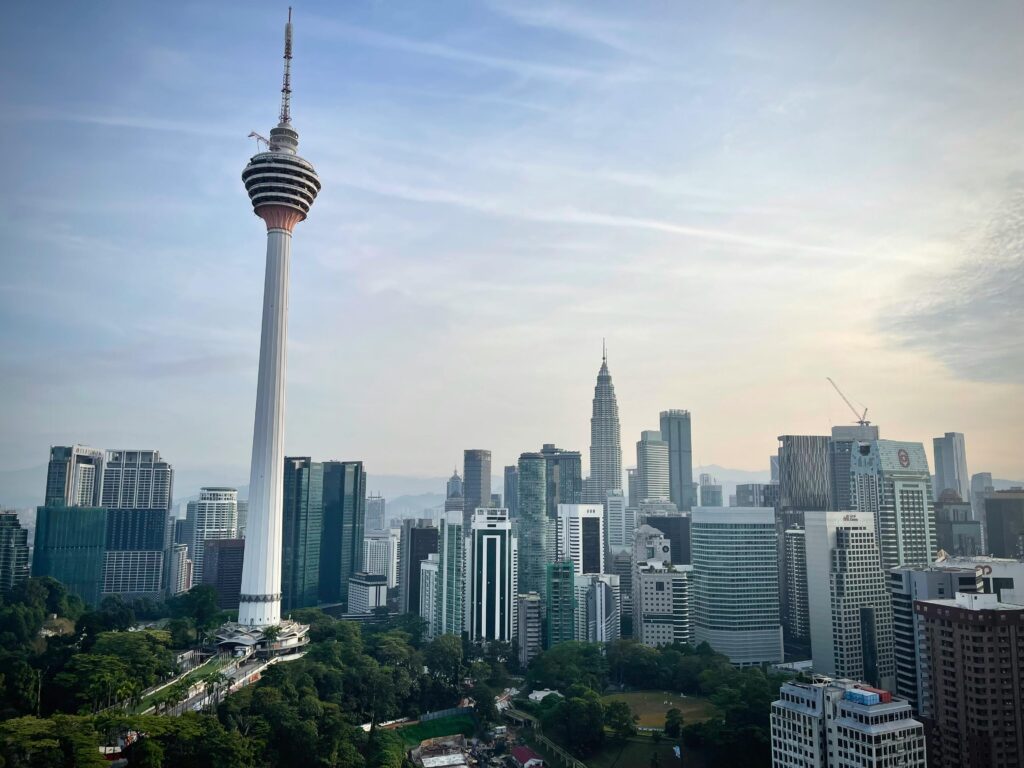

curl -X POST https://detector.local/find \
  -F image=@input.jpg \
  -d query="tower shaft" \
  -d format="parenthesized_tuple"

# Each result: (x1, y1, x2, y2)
(238, 228, 292, 626)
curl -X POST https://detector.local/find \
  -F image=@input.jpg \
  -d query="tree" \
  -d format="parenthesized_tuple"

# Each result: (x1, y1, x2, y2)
(424, 634, 463, 687)
(170, 586, 221, 644)
(665, 707, 684, 738)
(604, 700, 637, 741)
(471, 682, 498, 726)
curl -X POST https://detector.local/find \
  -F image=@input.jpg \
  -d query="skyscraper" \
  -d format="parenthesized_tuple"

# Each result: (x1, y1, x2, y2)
(540, 444, 583, 519)
(419, 554, 441, 638)
(281, 457, 323, 611)
(435, 511, 465, 637)
(365, 493, 386, 532)
(777, 435, 830, 511)
(637, 511, 690, 565)
(626, 467, 638, 509)
(782, 527, 808, 643)
(468, 508, 517, 643)
(517, 592, 543, 666)
(735, 482, 779, 508)
(632, 525, 692, 648)
(604, 489, 635, 552)
(932, 431, 969, 502)
(556, 504, 605, 575)
(462, 450, 491, 531)
(659, 410, 695, 510)
(44, 445, 104, 507)
(574, 573, 620, 643)
(636, 431, 670, 502)
(503, 465, 519, 519)
(934, 491, 982, 556)
(188, 488, 239, 584)
(984, 489, 1024, 558)
(101, 450, 174, 511)
(586, 347, 622, 504)
(363, 531, 399, 588)
(546, 560, 576, 648)
(203, 538, 246, 610)
(0, 512, 30, 594)
(691, 508, 782, 665)
(850, 440, 936, 570)
(32, 505, 106, 606)
(238, 9, 321, 629)
(399, 519, 438, 615)
(805, 510, 895, 689)
(319, 460, 365, 606)
(828, 424, 880, 511)
(697, 474, 723, 507)
(516, 452, 550, 598)
(970, 471, 994, 537)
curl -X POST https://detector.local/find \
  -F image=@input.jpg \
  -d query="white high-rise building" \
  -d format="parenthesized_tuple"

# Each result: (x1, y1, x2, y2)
(636, 430, 670, 502)
(851, 440, 936, 571)
(604, 489, 635, 552)
(419, 553, 441, 638)
(573, 573, 620, 643)
(468, 508, 517, 643)
(236, 9, 321, 630)
(932, 432, 969, 502)
(363, 531, 399, 589)
(805, 511, 895, 690)
(770, 679, 926, 768)
(101, 449, 174, 511)
(188, 487, 239, 584)
(44, 445, 105, 507)
(556, 504, 605, 575)
(632, 525, 692, 647)
(691, 508, 782, 665)
(365, 493, 386, 532)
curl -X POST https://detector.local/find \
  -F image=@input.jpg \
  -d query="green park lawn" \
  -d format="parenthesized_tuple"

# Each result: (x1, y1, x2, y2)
(588, 733, 706, 768)
(601, 690, 716, 728)
(395, 714, 476, 746)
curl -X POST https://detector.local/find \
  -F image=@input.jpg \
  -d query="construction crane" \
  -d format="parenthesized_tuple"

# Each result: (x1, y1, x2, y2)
(248, 131, 270, 152)
(826, 377, 870, 426)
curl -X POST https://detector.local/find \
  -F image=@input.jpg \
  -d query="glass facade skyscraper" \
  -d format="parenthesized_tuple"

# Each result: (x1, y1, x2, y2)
(516, 452, 549, 598)
(462, 449, 491, 531)
(319, 460, 365, 606)
(660, 410, 696, 510)
(32, 506, 107, 606)
(281, 457, 324, 611)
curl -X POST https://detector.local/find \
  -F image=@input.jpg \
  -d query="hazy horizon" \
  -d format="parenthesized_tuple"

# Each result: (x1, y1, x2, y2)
(3, 1, 1022, 482)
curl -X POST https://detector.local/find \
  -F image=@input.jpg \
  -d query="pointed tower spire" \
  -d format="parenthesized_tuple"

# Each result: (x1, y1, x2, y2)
(280, 7, 293, 125)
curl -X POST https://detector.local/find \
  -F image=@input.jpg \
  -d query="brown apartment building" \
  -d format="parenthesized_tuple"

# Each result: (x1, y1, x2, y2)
(915, 592, 1024, 768)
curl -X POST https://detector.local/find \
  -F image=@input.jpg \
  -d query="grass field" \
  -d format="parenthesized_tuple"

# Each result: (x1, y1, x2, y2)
(396, 714, 476, 746)
(587, 733, 706, 768)
(600, 690, 716, 728)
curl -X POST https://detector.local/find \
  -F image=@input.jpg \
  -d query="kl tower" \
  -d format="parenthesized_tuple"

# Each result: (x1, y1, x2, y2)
(224, 9, 320, 652)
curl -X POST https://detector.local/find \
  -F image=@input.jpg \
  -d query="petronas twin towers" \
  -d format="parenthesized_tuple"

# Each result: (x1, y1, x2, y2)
(586, 347, 623, 502)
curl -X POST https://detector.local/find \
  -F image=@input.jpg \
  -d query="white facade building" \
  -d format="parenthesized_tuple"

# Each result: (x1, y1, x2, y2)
(187, 487, 239, 584)
(632, 525, 692, 647)
(517, 592, 543, 668)
(770, 679, 926, 768)
(348, 572, 387, 615)
(805, 511, 895, 690)
(604, 489, 635, 552)
(468, 508, 518, 643)
(556, 504, 605, 575)
(692, 507, 782, 664)
(363, 531, 399, 588)
(573, 573, 620, 643)
(636, 430, 670, 502)
(419, 553, 441, 638)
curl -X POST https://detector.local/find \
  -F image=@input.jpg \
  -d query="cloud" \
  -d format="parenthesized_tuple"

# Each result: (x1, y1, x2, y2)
(887, 178, 1024, 384)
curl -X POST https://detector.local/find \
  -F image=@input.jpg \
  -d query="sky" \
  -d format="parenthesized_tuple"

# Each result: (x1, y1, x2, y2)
(1, 0, 1023, 486)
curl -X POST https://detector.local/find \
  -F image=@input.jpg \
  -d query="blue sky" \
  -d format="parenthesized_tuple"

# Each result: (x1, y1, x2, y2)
(2, 0, 1022, 484)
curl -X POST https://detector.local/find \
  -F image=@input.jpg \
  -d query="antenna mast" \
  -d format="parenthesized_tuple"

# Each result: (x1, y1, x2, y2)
(279, 7, 293, 124)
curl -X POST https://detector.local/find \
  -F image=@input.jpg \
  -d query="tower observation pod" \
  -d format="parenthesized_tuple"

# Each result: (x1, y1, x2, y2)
(230, 9, 319, 644)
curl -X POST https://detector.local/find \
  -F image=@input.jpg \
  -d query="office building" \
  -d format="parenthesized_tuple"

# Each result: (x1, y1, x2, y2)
(281, 457, 323, 611)
(363, 532, 399, 589)
(319, 460, 365, 606)
(236, 11, 321, 632)
(932, 432, 969, 502)
(517, 592, 543, 667)
(660, 410, 696, 510)
(100, 449, 173, 511)
(349, 572, 387, 615)
(0, 512, 30, 593)
(692, 508, 782, 664)
(604, 489, 634, 552)
(635, 431, 670, 502)
(202, 538, 245, 610)
(365, 493, 386, 532)
(626, 467, 638, 509)
(187, 487, 239, 584)
(782, 527, 809, 642)
(735, 482, 779, 508)
(851, 440, 936, 570)
(828, 424, 880, 511)
(970, 472, 994, 539)
(462, 450, 491, 531)
(574, 573, 620, 643)
(934, 491, 982, 556)
(556, 504, 605, 575)
(770, 679, 925, 768)
(916, 593, 1024, 768)
(102, 508, 169, 600)
(585, 347, 622, 505)
(504, 465, 519, 519)
(805, 511, 895, 689)
(546, 560, 576, 648)
(541, 444, 583, 519)
(44, 445, 104, 508)
(399, 519, 438, 615)
(698, 474, 723, 507)
(777, 435, 830, 511)
(167, 543, 191, 595)
(632, 525, 691, 647)
(887, 563, 980, 714)
(435, 511, 465, 637)
(516, 452, 550, 598)
(173, 517, 194, 556)
(32, 506, 106, 606)
(637, 510, 690, 565)
(931, 551, 1024, 604)
(770, 455, 780, 483)
(468, 508, 517, 643)
(985, 489, 1024, 558)
(419, 554, 441, 637)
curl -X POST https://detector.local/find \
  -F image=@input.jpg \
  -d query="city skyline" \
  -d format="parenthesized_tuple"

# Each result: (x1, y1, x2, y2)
(3, 1, 1024, 483)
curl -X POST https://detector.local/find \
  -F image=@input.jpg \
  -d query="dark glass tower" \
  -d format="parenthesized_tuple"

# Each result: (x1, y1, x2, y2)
(660, 410, 695, 510)
(517, 453, 549, 598)
(32, 506, 107, 606)
(540, 444, 583, 520)
(462, 449, 492, 531)
(281, 457, 324, 611)
(319, 461, 366, 606)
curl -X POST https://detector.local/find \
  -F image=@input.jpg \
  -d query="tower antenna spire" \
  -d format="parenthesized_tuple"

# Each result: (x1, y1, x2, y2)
(279, 7, 294, 125)
(602, 338, 607, 364)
